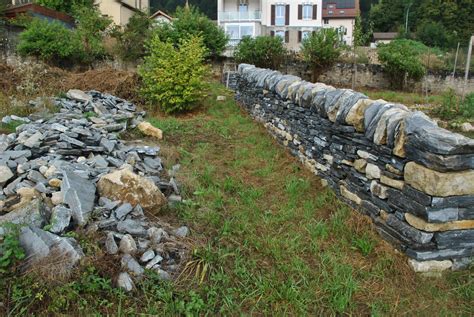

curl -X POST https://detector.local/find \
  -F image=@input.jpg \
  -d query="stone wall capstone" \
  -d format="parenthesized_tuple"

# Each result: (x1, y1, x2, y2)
(228, 63, 474, 271)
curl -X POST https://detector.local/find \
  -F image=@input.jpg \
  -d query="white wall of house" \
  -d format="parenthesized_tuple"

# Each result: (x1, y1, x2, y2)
(261, 0, 322, 27)
(323, 18, 354, 46)
(219, 0, 359, 52)
(95, 0, 149, 26)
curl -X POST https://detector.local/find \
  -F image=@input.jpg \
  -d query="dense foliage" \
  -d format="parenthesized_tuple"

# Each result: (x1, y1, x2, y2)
(35, 0, 94, 15)
(138, 35, 209, 113)
(74, 6, 112, 63)
(150, 0, 217, 20)
(17, 6, 111, 65)
(365, 0, 474, 47)
(112, 11, 154, 62)
(17, 19, 84, 64)
(301, 29, 342, 82)
(153, 6, 227, 58)
(234, 36, 286, 70)
(377, 39, 426, 89)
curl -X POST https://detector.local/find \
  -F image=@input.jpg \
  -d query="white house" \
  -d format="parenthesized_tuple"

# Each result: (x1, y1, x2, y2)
(218, 0, 323, 51)
(322, 0, 359, 46)
(94, 0, 149, 26)
(217, 0, 358, 52)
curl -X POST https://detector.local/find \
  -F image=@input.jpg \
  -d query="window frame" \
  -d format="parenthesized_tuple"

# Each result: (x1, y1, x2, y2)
(302, 4, 312, 20)
(275, 5, 286, 26)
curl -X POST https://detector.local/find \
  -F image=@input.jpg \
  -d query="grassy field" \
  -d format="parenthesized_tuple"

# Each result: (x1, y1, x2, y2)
(1, 82, 473, 315)
(360, 88, 444, 108)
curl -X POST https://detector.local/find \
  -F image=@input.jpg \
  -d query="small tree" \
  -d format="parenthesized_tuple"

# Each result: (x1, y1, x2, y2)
(153, 6, 228, 58)
(74, 6, 112, 63)
(354, 16, 372, 47)
(234, 35, 286, 69)
(112, 11, 154, 62)
(301, 28, 342, 82)
(138, 35, 209, 113)
(377, 39, 426, 90)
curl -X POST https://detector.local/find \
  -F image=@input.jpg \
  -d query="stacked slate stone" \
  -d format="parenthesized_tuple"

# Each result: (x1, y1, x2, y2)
(230, 64, 474, 272)
(0, 90, 187, 290)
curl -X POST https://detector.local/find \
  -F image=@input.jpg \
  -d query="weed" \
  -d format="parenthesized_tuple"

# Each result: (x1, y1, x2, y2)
(0, 120, 23, 134)
(0, 223, 26, 274)
(352, 233, 376, 256)
(84, 111, 97, 119)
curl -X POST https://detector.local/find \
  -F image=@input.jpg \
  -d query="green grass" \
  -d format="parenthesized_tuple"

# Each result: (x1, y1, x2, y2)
(1, 82, 473, 315)
(361, 89, 444, 107)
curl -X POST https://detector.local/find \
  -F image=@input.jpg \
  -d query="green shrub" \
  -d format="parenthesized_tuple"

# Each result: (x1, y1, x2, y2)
(35, 0, 94, 15)
(17, 6, 111, 65)
(301, 28, 342, 82)
(112, 11, 154, 62)
(17, 18, 84, 64)
(234, 35, 286, 69)
(153, 6, 228, 58)
(138, 35, 209, 113)
(0, 223, 25, 273)
(73, 6, 112, 63)
(434, 90, 474, 121)
(377, 39, 426, 89)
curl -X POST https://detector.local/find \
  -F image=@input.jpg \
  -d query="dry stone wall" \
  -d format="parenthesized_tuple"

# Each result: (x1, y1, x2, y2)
(229, 63, 474, 270)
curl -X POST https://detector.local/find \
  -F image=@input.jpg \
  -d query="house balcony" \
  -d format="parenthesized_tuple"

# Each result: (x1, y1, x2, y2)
(218, 10, 261, 22)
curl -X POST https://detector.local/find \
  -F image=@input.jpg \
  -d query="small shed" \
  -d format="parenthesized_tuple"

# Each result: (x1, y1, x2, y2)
(150, 10, 173, 24)
(372, 32, 398, 45)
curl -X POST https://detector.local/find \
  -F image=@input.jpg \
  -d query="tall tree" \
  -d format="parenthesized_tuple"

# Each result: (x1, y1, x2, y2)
(150, 0, 217, 20)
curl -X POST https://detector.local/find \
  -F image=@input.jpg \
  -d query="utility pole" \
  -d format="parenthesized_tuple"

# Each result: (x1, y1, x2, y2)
(462, 35, 473, 101)
(405, 0, 412, 35)
(452, 42, 460, 78)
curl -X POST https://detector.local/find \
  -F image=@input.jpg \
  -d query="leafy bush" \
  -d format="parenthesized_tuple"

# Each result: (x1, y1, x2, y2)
(138, 35, 209, 113)
(17, 18, 84, 64)
(434, 90, 474, 121)
(112, 11, 154, 62)
(0, 223, 26, 273)
(153, 6, 228, 58)
(234, 35, 286, 69)
(301, 28, 342, 82)
(35, 0, 94, 15)
(73, 6, 112, 63)
(377, 39, 426, 89)
(17, 6, 111, 65)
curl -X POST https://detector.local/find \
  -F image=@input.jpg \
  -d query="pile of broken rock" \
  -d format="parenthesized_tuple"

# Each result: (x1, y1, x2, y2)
(0, 89, 188, 291)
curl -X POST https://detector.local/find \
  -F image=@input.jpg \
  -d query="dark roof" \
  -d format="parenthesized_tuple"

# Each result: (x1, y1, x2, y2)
(373, 32, 398, 40)
(323, 0, 356, 9)
(4, 3, 74, 26)
(322, 0, 359, 18)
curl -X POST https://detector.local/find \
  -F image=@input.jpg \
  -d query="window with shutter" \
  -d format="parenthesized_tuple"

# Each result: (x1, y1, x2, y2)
(275, 5, 285, 26)
(302, 5, 312, 19)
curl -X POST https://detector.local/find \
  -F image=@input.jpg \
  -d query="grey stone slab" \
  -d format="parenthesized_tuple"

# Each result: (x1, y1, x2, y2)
(61, 170, 96, 226)
(49, 206, 72, 233)
(405, 111, 474, 155)
(115, 203, 133, 220)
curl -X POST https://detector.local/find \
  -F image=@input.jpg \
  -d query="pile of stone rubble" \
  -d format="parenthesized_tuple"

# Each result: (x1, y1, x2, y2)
(0, 90, 187, 291)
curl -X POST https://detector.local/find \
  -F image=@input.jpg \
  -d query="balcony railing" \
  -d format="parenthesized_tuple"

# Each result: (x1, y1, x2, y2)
(218, 11, 261, 22)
